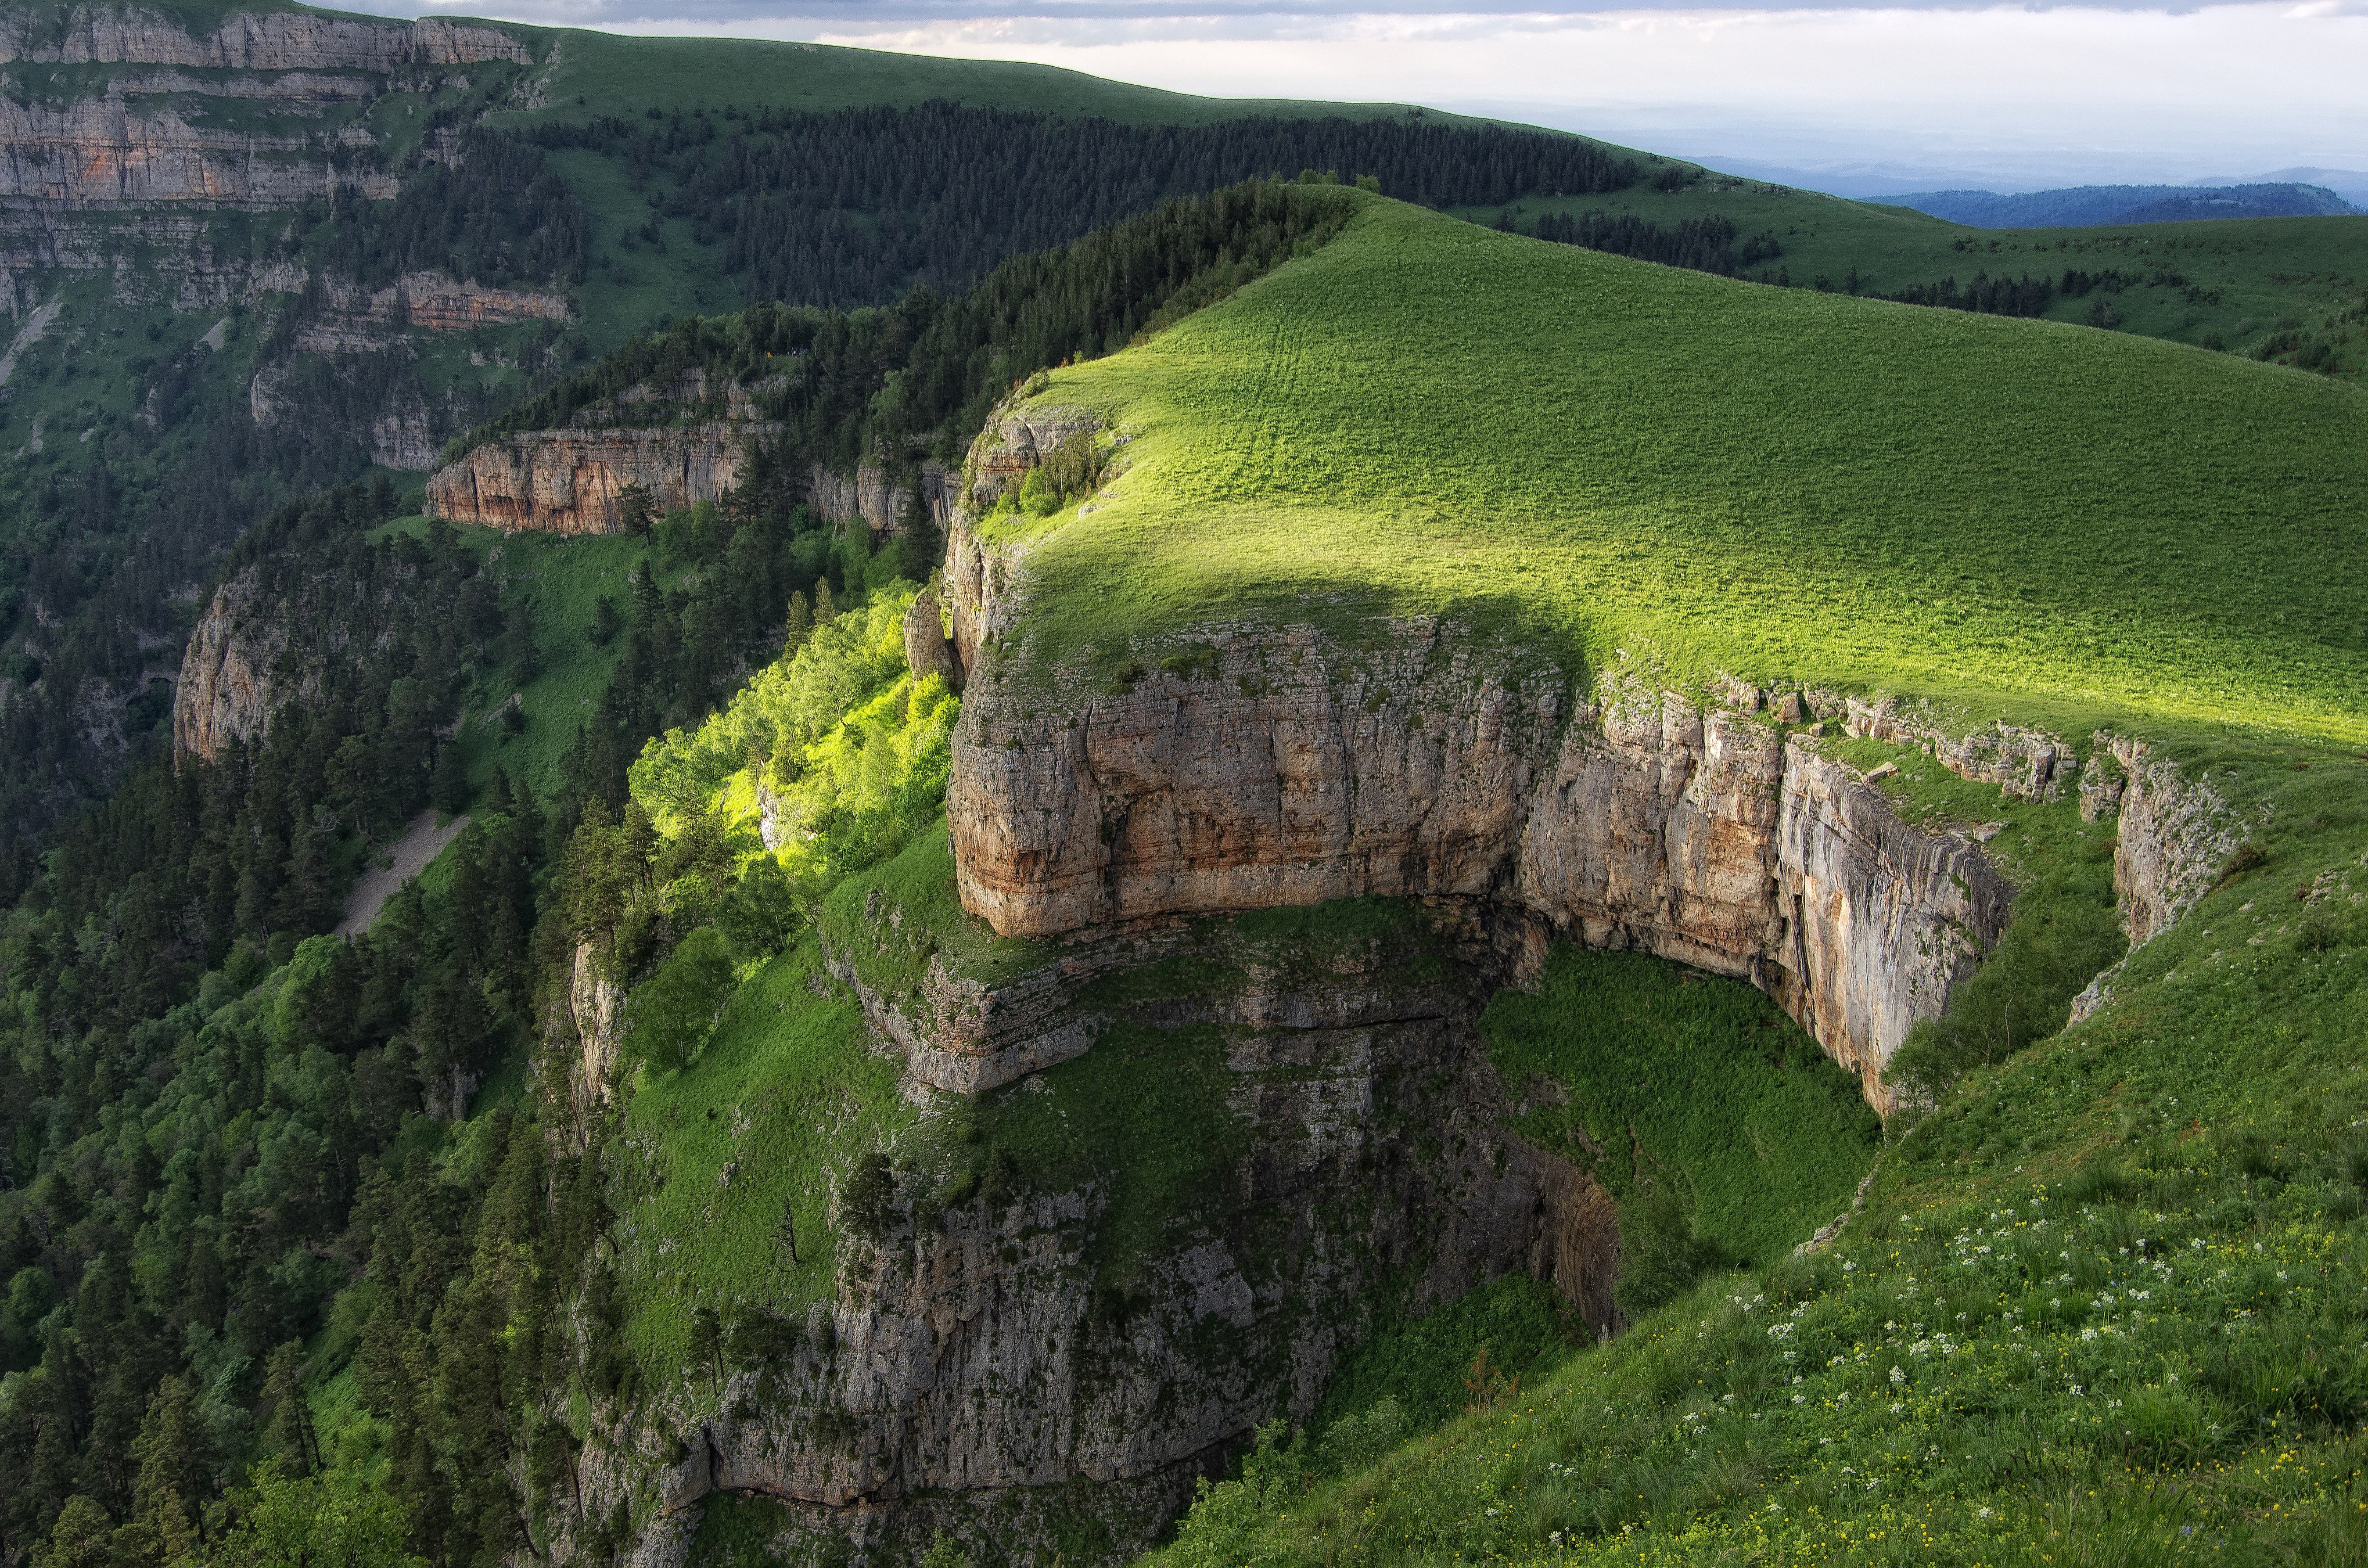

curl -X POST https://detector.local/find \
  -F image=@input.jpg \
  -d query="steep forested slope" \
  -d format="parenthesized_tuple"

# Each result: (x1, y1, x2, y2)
(0, 1, 1629, 851)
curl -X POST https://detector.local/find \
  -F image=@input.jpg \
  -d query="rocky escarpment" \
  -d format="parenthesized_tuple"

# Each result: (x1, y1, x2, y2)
(808, 461, 953, 537)
(0, 95, 398, 208)
(428, 379, 950, 537)
(173, 567, 279, 762)
(426, 425, 766, 534)
(579, 914, 1616, 1566)
(0, 9, 528, 71)
(2086, 733, 2243, 945)
(947, 616, 2007, 1109)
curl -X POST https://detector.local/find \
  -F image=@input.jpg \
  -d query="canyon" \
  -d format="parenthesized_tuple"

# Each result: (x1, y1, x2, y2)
(558, 402, 2234, 1566)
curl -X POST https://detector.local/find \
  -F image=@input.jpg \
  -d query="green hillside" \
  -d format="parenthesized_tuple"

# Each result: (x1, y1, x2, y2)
(904, 197, 2368, 1566)
(1472, 181, 2368, 374)
(994, 193, 2368, 743)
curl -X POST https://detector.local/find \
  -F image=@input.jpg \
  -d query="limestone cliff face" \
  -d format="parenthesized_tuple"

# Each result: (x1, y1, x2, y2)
(173, 568, 278, 762)
(2099, 735, 2241, 945)
(426, 425, 769, 534)
(0, 10, 528, 71)
(948, 618, 2007, 1110)
(0, 95, 397, 208)
(808, 461, 953, 537)
(578, 920, 1613, 1565)
(568, 941, 626, 1112)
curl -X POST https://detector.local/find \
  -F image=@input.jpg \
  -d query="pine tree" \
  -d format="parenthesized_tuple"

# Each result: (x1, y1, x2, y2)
(122, 1377, 204, 1567)
(260, 1342, 320, 1477)
(430, 742, 469, 817)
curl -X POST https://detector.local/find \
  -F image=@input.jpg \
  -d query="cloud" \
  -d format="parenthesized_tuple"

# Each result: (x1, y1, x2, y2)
(357, 1, 2368, 188)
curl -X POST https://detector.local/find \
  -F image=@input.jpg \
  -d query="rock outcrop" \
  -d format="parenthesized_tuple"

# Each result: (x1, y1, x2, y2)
(426, 425, 768, 534)
(583, 915, 1614, 1565)
(809, 460, 953, 537)
(569, 941, 626, 1111)
(173, 569, 276, 762)
(947, 621, 2007, 1109)
(2100, 734, 2241, 944)
(0, 96, 398, 208)
(1841, 696, 2074, 803)
(0, 10, 529, 71)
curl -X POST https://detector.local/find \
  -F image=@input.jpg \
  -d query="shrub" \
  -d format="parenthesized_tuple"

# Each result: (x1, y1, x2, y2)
(627, 925, 737, 1071)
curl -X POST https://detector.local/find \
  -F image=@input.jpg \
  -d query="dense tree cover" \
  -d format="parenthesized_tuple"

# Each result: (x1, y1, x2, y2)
(0, 368, 436, 868)
(1522, 209, 2118, 324)
(0, 179, 1376, 1563)
(1881, 270, 2058, 317)
(525, 101, 1633, 308)
(1525, 210, 1783, 276)
(472, 178, 1353, 490)
(307, 130, 590, 293)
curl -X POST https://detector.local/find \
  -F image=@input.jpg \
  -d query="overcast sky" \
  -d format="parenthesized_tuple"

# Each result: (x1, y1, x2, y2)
(358, 1, 2368, 193)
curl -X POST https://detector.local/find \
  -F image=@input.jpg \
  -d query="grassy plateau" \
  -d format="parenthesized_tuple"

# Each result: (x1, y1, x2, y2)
(990, 193, 2367, 746)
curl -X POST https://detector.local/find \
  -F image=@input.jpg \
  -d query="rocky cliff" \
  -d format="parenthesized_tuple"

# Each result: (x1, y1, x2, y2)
(426, 425, 768, 534)
(172, 567, 278, 762)
(808, 460, 953, 538)
(0, 9, 527, 71)
(577, 912, 1614, 1566)
(946, 616, 2007, 1109)
(0, 95, 397, 208)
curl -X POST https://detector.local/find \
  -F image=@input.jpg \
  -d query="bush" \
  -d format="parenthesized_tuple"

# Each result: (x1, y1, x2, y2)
(627, 925, 738, 1071)
(1613, 1175, 1730, 1319)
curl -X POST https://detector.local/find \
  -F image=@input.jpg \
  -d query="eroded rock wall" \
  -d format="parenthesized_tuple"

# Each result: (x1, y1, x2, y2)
(0, 10, 529, 71)
(426, 425, 768, 534)
(2101, 735, 2242, 945)
(807, 460, 951, 538)
(578, 922, 1609, 1565)
(173, 567, 277, 762)
(946, 601, 2008, 1110)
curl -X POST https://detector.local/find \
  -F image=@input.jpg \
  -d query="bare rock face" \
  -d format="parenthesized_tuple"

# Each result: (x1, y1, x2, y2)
(901, 594, 960, 691)
(0, 10, 529, 71)
(950, 623, 2007, 1112)
(1844, 695, 2072, 803)
(951, 619, 1566, 936)
(961, 403, 1102, 509)
(569, 941, 627, 1112)
(809, 461, 952, 537)
(173, 569, 278, 762)
(0, 95, 399, 207)
(2103, 734, 2241, 945)
(426, 425, 770, 534)
(578, 919, 1613, 1565)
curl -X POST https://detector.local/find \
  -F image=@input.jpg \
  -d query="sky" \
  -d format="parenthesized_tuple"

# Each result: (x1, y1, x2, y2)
(355, 1, 2368, 195)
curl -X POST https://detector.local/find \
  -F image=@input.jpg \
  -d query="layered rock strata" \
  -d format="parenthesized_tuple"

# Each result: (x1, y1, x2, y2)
(426, 426, 770, 534)
(579, 916, 1612, 1566)
(0, 10, 529, 71)
(946, 612, 2009, 1109)
(2097, 734, 2242, 944)
(808, 460, 952, 537)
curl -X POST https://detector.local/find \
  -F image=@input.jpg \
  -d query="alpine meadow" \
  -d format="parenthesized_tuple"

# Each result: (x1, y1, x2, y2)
(1, 6, 2365, 1568)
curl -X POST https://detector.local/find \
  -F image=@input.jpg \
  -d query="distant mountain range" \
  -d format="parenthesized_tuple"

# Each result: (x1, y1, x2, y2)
(1889, 182, 2361, 229)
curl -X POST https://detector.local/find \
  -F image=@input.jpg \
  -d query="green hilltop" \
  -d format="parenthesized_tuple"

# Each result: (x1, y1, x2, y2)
(917, 193, 2366, 1567)
(996, 192, 2368, 744)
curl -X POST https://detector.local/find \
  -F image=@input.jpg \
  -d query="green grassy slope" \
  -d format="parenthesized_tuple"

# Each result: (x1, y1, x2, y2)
(1152, 746, 2368, 1567)
(983, 196, 2368, 1568)
(1469, 179, 2368, 374)
(995, 192, 2368, 745)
